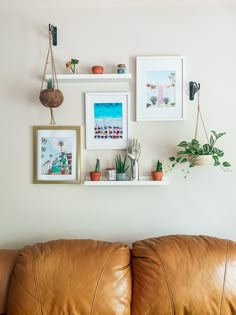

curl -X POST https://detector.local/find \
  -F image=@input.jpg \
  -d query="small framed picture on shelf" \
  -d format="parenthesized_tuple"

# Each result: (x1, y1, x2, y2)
(136, 56, 185, 121)
(85, 92, 130, 149)
(33, 126, 81, 184)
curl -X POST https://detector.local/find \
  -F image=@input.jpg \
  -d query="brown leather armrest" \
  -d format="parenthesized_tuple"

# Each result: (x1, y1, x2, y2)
(0, 250, 18, 314)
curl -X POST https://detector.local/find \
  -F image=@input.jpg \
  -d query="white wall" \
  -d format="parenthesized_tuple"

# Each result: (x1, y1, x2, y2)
(1, 0, 236, 248)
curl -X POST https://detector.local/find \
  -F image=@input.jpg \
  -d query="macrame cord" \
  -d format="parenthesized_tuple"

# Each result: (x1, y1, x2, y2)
(194, 89, 209, 143)
(40, 29, 59, 125)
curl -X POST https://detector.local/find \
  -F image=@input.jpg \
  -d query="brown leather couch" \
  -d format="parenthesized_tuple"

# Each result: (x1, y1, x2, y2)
(1, 235, 236, 315)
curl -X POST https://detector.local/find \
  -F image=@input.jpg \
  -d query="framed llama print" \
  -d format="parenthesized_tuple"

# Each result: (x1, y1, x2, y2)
(85, 92, 130, 149)
(136, 56, 185, 121)
(33, 126, 81, 184)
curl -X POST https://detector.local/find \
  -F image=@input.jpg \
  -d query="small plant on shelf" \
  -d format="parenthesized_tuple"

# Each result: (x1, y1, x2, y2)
(90, 159, 101, 181)
(152, 160, 163, 181)
(66, 58, 79, 74)
(115, 154, 129, 181)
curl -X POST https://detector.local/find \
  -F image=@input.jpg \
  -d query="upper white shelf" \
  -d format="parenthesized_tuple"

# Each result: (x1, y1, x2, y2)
(46, 73, 132, 81)
(84, 176, 169, 186)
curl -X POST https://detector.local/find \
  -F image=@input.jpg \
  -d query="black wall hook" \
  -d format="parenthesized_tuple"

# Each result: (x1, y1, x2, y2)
(189, 81, 200, 101)
(49, 24, 57, 46)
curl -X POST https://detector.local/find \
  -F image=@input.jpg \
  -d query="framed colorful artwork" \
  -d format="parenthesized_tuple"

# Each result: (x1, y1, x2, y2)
(85, 92, 130, 149)
(136, 56, 185, 121)
(33, 126, 81, 184)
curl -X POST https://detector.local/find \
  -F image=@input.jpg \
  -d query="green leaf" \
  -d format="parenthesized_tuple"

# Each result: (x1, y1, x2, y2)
(217, 132, 226, 139)
(214, 148, 224, 157)
(180, 157, 188, 163)
(176, 157, 181, 163)
(191, 139, 199, 145)
(211, 130, 218, 138)
(189, 163, 195, 168)
(223, 161, 231, 167)
(213, 155, 220, 166)
(210, 135, 214, 146)
(178, 141, 188, 147)
(169, 157, 175, 161)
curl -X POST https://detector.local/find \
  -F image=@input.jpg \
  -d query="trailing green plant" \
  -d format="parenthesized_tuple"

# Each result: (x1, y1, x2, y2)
(168, 130, 231, 178)
(94, 159, 100, 172)
(155, 160, 163, 172)
(46, 78, 55, 89)
(115, 154, 129, 173)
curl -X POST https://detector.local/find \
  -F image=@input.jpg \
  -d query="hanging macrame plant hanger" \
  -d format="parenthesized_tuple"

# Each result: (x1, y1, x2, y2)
(39, 24, 64, 125)
(190, 82, 212, 166)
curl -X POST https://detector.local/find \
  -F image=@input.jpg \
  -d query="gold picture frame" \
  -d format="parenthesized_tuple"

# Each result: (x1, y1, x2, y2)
(33, 126, 81, 184)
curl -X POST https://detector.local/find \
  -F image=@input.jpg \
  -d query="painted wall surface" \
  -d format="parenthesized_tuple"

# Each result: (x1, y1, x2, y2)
(1, 0, 236, 248)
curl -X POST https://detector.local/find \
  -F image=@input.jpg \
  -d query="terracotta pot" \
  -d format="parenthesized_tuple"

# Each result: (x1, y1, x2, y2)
(39, 89, 64, 108)
(92, 66, 104, 74)
(90, 171, 101, 181)
(152, 171, 163, 181)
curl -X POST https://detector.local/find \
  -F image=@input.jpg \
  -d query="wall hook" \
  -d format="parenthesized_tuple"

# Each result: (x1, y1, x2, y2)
(49, 24, 57, 46)
(189, 81, 200, 100)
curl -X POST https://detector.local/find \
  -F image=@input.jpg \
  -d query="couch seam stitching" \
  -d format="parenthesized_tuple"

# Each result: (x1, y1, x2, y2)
(144, 242, 175, 315)
(90, 245, 123, 315)
(31, 247, 43, 315)
(220, 241, 229, 315)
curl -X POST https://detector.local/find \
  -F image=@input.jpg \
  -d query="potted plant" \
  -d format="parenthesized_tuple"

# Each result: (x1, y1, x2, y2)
(115, 154, 129, 181)
(168, 130, 231, 178)
(90, 159, 101, 181)
(39, 78, 64, 108)
(152, 160, 163, 181)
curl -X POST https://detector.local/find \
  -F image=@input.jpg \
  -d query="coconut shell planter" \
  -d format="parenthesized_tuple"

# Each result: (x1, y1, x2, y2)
(39, 88, 64, 108)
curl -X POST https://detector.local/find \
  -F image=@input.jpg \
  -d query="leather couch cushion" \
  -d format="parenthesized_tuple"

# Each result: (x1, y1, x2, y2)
(132, 235, 236, 315)
(0, 250, 18, 315)
(7, 239, 131, 315)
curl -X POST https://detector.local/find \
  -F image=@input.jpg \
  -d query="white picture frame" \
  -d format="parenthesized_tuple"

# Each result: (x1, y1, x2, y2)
(136, 56, 185, 121)
(85, 92, 130, 149)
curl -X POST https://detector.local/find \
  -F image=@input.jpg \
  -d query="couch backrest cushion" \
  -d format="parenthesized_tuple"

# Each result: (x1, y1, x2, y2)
(7, 239, 131, 315)
(132, 235, 236, 315)
(0, 249, 18, 315)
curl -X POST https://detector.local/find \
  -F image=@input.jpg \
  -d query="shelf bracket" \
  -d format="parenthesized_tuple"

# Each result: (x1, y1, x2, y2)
(189, 81, 200, 101)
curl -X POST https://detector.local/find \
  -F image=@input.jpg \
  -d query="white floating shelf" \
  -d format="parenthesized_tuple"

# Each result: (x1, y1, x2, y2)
(46, 73, 132, 81)
(84, 176, 169, 186)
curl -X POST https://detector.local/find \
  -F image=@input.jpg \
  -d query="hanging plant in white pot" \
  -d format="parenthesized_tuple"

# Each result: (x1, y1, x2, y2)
(168, 85, 231, 178)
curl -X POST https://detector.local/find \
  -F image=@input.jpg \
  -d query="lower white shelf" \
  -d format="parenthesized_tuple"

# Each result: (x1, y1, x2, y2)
(84, 176, 169, 186)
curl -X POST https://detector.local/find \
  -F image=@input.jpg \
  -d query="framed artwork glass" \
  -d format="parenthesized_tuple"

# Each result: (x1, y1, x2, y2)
(33, 126, 81, 184)
(136, 56, 185, 121)
(85, 92, 130, 149)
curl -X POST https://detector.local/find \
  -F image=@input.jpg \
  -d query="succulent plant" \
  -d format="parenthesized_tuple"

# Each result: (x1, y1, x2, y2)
(46, 78, 55, 89)
(156, 160, 163, 172)
(95, 159, 100, 172)
(115, 154, 129, 173)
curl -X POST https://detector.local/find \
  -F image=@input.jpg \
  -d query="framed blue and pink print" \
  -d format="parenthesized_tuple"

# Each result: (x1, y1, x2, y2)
(136, 56, 185, 121)
(85, 92, 130, 149)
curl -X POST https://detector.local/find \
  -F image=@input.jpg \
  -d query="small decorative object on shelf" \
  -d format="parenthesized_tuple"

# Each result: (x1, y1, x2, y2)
(117, 64, 126, 74)
(127, 138, 141, 181)
(115, 154, 129, 181)
(66, 58, 79, 74)
(39, 24, 64, 125)
(106, 168, 116, 181)
(92, 65, 104, 74)
(90, 159, 101, 181)
(152, 160, 163, 181)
